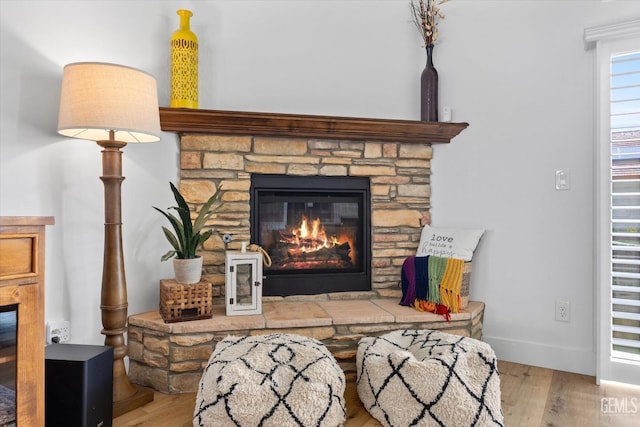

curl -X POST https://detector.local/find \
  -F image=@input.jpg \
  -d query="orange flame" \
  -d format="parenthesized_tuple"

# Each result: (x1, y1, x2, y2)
(280, 215, 354, 263)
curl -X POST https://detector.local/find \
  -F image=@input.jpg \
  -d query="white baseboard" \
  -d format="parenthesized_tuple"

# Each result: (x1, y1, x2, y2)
(483, 335, 595, 376)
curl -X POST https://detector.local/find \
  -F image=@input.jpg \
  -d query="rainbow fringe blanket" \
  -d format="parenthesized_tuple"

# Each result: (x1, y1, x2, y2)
(400, 255, 464, 320)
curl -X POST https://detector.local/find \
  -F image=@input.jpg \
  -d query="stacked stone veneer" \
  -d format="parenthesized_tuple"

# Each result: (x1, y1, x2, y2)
(128, 299, 485, 394)
(126, 133, 477, 394)
(178, 133, 433, 299)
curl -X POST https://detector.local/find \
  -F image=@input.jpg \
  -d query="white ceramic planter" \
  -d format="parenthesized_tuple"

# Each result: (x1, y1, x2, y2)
(173, 256, 203, 284)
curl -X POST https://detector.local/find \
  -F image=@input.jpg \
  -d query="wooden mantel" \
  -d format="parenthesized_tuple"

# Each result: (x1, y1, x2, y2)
(159, 107, 468, 144)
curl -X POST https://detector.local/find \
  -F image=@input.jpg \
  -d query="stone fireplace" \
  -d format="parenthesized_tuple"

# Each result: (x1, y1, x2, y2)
(165, 108, 468, 300)
(170, 109, 466, 302)
(126, 108, 477, 394)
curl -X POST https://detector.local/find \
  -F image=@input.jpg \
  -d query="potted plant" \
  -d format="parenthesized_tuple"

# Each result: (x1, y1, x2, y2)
(153, 182, 219, 284)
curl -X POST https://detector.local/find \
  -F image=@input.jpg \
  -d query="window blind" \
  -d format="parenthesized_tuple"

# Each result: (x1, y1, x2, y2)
(610, 51, 640, 361)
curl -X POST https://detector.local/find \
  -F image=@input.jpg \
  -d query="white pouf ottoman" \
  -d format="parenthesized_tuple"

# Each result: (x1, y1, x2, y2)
(357, 329, 504, 427)
(193, 333, 346, 427)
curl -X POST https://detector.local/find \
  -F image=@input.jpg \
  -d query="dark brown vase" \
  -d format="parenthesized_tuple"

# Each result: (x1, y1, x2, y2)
(421, 45, 438, 122)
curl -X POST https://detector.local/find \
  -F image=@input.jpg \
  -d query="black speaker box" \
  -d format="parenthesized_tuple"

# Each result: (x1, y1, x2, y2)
(45, 344, 114, 427)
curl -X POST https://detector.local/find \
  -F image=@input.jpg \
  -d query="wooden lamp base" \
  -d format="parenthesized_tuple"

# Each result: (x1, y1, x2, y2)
(98, 138, 154, 417)
(113, 385, 154, 418)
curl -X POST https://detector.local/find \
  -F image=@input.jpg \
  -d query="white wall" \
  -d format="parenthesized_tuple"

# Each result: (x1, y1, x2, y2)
(1, 0, 638, 374)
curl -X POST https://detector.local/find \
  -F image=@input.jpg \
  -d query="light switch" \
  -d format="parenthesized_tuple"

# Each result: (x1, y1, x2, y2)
(555, 170, 570, 190)
(442, 107, 452, 122)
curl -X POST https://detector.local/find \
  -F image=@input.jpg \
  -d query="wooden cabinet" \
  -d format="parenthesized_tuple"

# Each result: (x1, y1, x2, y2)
(0, 216, 53, 427)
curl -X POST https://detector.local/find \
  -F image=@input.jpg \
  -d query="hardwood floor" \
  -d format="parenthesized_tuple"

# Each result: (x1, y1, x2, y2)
(114, 361, 640, 427)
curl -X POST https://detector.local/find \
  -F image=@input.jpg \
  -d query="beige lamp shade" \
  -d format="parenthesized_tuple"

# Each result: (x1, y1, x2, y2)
(58, 62, 161, 143)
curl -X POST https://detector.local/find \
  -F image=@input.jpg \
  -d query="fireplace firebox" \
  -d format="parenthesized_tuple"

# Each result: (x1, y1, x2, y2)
(250, 174, 371, 296)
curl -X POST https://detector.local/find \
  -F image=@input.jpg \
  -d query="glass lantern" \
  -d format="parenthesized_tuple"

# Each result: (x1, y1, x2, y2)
(225, 250, 263, 316)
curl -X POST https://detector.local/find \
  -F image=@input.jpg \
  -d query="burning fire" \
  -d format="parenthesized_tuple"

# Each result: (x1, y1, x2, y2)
(284, 216, 336, 251)
(278, 215, 354, 265)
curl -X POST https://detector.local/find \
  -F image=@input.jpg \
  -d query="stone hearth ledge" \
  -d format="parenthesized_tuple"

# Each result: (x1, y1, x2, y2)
(128, 297, 485, 394)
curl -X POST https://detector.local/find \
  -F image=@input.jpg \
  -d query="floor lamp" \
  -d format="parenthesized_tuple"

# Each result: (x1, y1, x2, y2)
(57, 62, 161, 417)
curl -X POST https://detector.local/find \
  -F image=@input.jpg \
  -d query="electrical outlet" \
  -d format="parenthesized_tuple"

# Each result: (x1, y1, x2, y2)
(46, 320, 70, 344)
(555, 301, 571, 322)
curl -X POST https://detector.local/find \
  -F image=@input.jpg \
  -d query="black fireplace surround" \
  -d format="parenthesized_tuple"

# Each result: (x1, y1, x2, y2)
(250, 174, 371, 296)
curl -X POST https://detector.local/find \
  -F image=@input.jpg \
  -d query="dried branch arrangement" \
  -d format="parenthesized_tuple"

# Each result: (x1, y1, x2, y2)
(410, 0, 449, 47)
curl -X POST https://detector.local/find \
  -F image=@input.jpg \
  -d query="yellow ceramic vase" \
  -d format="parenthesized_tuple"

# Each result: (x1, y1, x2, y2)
(170, 9, 198, 109)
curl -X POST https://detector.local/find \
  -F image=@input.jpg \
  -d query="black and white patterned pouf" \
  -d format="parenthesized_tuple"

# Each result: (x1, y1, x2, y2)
(357, 329, 504, 427)
(193, 333, 346, 427)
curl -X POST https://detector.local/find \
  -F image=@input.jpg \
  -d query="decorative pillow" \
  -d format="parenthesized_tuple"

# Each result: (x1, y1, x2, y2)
(416, 225, 484, 261)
